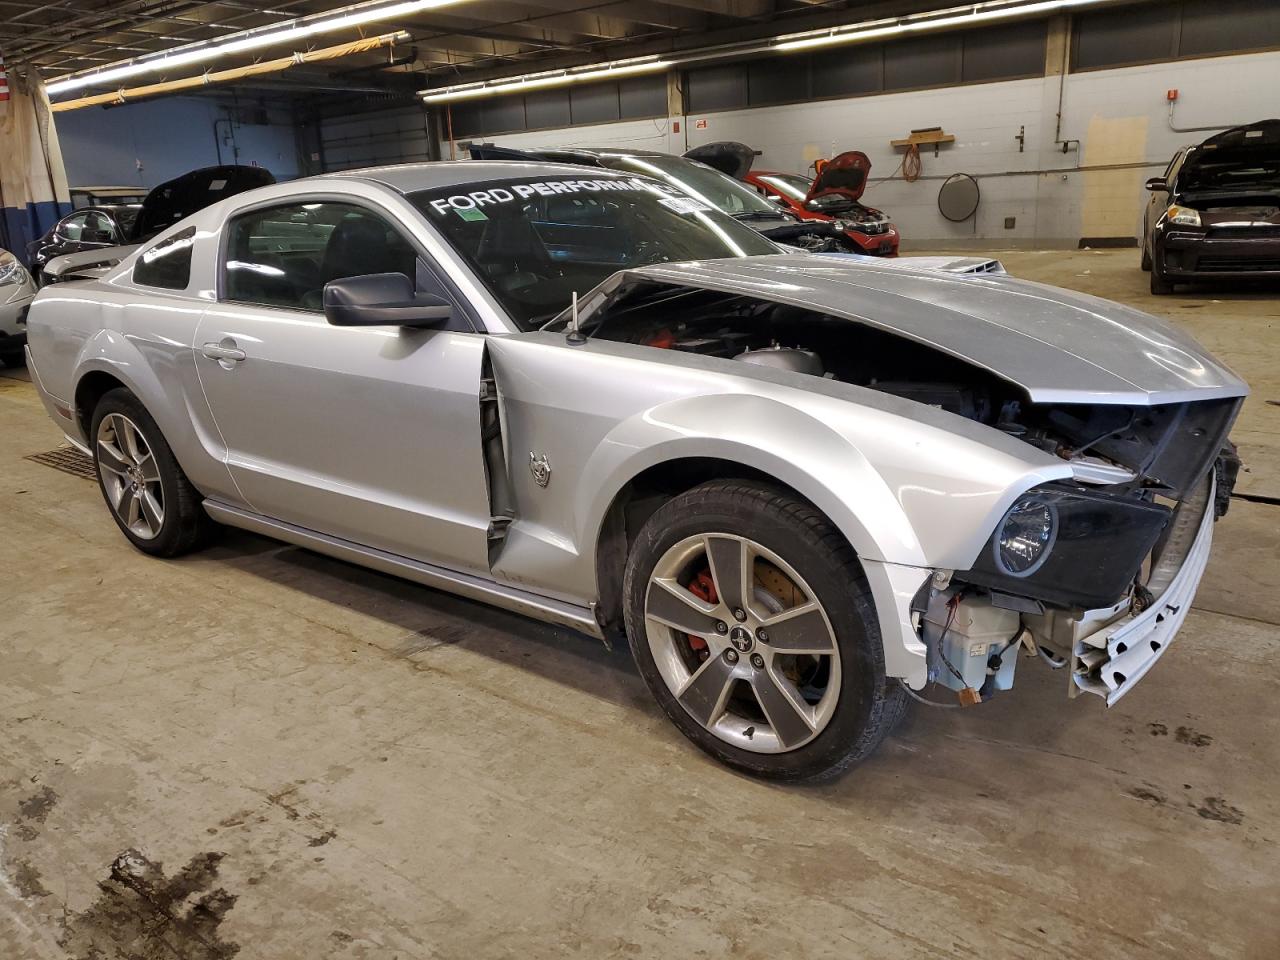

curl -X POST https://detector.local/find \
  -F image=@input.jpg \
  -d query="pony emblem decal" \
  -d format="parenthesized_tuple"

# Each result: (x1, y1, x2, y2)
(529, 452, 552, 488)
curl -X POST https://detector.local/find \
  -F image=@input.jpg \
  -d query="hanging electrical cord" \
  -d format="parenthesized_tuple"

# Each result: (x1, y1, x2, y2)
(1037, 645, 1068, 669)
(902, 142, 922, 182)
(898, 680, 961, 709)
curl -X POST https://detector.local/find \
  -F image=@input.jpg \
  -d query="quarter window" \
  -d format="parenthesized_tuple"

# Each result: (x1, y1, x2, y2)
(222, 201, 418, 311)
(133, 226, 196, 290)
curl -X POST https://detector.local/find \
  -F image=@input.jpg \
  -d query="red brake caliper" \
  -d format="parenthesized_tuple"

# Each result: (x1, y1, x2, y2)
(686, 569, 718, 657)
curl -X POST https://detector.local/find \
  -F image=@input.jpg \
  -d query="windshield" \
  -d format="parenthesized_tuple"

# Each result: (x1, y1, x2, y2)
(410, 174, 779, 330)
(600, 155, 785, 219)
(758, 173, 813, 203)
(1178, 148, 1280, 195)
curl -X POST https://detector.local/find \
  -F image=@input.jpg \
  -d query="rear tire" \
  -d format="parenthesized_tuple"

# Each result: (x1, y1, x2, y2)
(90, 388, 214, 557)
(0, 348, 25, 368)
(1140, 240, 1152, 272)
(623, 479, 908, 782)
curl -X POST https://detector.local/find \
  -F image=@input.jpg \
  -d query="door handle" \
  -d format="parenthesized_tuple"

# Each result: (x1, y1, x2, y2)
(201, 340, 246, 363)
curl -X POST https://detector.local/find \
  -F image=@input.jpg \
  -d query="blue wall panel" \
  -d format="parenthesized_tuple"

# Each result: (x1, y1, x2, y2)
(55, 97, 300, 189)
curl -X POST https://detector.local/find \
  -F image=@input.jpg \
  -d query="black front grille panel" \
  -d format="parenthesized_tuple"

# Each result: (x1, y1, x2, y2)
(1197, 256, 1280, 272)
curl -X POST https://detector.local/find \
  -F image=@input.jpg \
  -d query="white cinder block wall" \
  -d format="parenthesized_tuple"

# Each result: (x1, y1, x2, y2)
(444, 49, 1280, 246)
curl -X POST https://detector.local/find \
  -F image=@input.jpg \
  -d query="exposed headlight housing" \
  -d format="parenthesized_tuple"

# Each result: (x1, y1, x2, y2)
(1166, 204, 1202, 227)
(0, 251, 25, 286)
(993, 496, 1058, 576)
(958, 484, 1173, 610)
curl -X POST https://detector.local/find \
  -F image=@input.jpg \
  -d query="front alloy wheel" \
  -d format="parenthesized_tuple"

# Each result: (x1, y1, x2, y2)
(645, 533, 841, 753)
(624, 480, 908, 781)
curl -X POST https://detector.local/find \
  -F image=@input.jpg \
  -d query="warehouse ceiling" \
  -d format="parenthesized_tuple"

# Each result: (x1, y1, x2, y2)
(0, 0, 961, 107)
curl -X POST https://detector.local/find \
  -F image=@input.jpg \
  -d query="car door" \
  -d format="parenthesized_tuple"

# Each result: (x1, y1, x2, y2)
(193, 196, 496, 576)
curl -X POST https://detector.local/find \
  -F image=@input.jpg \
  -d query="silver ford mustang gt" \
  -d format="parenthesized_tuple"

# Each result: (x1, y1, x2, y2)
(25, 161, 1247, 781)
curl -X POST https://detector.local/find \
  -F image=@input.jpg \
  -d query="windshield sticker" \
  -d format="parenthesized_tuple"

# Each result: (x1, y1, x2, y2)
(426, 177, 680, 218)
(455, 207, 489, 222)
(658, 196, 713, 215)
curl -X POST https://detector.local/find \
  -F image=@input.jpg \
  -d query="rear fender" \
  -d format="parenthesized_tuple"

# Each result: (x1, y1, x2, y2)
(72, 327, 238, 501)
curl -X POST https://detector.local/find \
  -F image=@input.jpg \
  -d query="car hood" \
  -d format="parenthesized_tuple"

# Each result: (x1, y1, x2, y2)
(682, 142, 756, 179)
(615, 255, 1247, 405)
(807, 151, 871, 202)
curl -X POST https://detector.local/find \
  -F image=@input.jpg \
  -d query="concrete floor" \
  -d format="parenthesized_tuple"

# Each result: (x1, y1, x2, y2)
(2, 249, 1277, 959)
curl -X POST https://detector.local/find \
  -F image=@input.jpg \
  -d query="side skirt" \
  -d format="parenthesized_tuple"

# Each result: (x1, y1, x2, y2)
(202, 499, 605, 639)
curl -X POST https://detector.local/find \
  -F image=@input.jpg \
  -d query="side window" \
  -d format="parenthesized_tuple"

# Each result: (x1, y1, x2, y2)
(59, 213, 89, 241)
(133, 226, 196, 290)
(83, 211, 115, 242)
(223, 201, 417, 312)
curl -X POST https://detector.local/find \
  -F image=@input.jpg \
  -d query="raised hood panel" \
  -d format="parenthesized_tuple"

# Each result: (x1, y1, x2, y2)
(624, 255, 1247, 405)
(682, 142, 756, 179)
(807, 151, 871, 202)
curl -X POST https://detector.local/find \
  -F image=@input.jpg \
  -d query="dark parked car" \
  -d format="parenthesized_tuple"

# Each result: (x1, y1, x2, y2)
(30, 165, 275, 283)
(1144, 120, 1280, 294)
(467, 143, 860, 252)
(27, 206, 140, 281)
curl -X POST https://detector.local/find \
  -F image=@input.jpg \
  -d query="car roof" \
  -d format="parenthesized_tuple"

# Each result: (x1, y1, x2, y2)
(315, 159, 648, 193)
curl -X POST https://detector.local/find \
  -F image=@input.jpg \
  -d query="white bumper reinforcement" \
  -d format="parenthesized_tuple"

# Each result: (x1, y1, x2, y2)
(1071, 478, 1215, 705)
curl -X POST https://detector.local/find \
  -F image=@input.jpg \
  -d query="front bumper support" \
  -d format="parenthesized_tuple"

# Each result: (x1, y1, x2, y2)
(1070, 478, 1215, 704)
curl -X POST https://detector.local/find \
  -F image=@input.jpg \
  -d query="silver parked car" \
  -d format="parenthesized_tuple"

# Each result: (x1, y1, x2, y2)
(25, 162, 1247, 780)
(0, 248, 37, 366)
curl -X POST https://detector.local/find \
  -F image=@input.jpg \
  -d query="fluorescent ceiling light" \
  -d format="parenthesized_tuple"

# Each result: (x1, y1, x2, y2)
(418, 0, 1119, 108)
(421, 57, 672, 103)
(775, 0, 1114, 52)
(46, 0, 467, 95)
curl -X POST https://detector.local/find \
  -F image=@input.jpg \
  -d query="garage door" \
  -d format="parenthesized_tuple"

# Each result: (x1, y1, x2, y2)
(320, 106, 432, 171)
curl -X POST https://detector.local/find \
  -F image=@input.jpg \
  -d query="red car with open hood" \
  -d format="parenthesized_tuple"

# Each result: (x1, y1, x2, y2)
(744, 152, 899, 257)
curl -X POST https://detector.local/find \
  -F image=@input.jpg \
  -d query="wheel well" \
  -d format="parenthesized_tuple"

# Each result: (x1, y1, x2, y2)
(594, 457, 812, 630)
(74, 371, 127, 438)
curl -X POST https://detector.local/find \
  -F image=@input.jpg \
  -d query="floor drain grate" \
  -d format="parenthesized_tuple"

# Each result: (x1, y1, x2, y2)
(26, 447, 96, 480)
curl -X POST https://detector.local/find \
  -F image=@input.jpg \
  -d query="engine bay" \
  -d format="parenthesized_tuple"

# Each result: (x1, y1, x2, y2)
(578, 281, 1239, 499)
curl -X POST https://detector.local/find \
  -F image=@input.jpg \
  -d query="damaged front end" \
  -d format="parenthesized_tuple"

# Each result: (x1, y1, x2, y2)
(555, 259, 1246, 707)
(920, 411, 1239, 707)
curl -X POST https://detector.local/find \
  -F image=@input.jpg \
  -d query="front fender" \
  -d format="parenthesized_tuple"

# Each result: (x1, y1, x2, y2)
(576, 392, 921, 568)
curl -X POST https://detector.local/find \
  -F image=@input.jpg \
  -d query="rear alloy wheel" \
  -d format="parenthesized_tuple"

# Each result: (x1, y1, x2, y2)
(97, 412, 166, 540)
(91, 388, 214, 557)
(624, 480, 907, 781)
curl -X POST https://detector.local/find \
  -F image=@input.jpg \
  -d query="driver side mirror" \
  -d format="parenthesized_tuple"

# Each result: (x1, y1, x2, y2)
(1145, 177, 1169, 192)
(323, 272, 452, 328)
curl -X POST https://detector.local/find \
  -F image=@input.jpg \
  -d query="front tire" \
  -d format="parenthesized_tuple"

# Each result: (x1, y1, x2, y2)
(90, 388, 213, 557)
(1150, 250, 1174, 294)
(623, 480, 908, 782)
